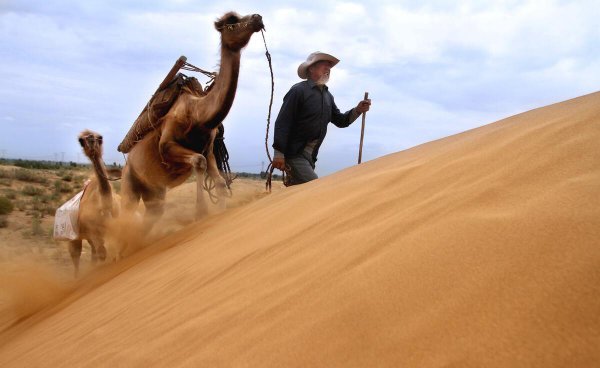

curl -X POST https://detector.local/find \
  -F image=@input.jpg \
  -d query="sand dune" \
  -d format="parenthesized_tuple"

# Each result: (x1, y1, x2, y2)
(1, 91, 599, 367)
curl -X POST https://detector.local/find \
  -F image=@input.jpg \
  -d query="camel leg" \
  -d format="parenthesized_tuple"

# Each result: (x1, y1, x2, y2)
(97, 242, 107, 261)
(69, 239, 83, 277)
(116, 167, 143, 258)
(206, 150, 228, 211)
(159, 134, 209, 219)
(89, 240, 98, 264)
(193, 155, 209, 219)
(88, 238, 107, 265)
(120, 166, 142, 215)
(141, 189, 166, 233)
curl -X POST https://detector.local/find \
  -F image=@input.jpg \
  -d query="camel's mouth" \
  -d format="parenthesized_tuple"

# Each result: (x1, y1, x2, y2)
(253, 15, 265, 32)
(248, 14, 264, 32)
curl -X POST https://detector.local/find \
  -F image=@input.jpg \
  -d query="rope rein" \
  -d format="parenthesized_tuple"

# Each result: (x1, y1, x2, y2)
(262, 30, 274, 164)
(261, 30, 292, 192)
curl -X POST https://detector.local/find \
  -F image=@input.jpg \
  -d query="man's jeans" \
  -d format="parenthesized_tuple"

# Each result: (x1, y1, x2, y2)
(287, 152, 318, 185)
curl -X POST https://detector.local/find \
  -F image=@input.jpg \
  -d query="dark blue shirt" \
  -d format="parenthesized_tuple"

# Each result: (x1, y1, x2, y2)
(273, 79, 357, 162)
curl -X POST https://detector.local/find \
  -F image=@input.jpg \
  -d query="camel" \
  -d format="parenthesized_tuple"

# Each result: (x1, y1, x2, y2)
(120, 12, 264, 232)
(69, 130, 120, 276)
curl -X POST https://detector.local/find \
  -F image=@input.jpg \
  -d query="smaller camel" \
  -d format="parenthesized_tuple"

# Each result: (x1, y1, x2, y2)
(69, 130, 120, 276)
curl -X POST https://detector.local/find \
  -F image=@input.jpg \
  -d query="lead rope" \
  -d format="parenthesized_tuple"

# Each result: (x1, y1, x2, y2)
(262, 30, 292, 192)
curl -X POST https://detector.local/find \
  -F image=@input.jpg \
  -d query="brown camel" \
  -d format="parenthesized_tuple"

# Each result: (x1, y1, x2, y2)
(120, 12, 264, 233)
(69, 130, 120, 276)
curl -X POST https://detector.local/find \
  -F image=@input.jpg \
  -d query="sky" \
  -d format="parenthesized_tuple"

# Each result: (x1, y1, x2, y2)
(1, 0, 599, 176)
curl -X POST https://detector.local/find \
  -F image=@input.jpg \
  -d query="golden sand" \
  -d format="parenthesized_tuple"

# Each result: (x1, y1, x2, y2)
(1, 91, 599, 367)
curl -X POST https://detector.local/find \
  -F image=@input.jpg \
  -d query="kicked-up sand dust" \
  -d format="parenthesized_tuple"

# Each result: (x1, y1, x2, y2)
(0, 92, 599, 367)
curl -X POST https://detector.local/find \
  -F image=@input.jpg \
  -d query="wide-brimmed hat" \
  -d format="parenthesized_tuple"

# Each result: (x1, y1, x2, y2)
(297, 51, 339, 79)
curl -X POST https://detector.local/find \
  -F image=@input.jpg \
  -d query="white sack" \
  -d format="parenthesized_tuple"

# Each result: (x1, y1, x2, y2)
(53, 190, 85, 241)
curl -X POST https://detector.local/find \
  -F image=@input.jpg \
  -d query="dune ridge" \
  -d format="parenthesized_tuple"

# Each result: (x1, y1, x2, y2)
(1, 91, 599, 367)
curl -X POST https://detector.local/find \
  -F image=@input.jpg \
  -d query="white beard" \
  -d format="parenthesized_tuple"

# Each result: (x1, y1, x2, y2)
(315, 73, 329, 86)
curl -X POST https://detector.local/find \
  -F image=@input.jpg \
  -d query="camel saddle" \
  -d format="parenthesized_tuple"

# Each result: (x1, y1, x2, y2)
(118, 56, 213, 154)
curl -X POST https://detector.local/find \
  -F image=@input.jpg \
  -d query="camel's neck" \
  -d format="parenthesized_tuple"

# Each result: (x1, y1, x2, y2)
(88, 153, 113, 211)
(202, 46, 241, 129)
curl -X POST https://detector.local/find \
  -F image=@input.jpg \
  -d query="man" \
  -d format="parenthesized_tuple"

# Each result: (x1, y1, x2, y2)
(272, 51, 371, 185)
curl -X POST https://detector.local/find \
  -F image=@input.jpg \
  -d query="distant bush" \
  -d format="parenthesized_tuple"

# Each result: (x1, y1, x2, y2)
(0, 169, 12, 179)
(0, 178, 12, 186)
(31, 196, 41, 209)
(73, 175, 86, 187)
(15, 199, 27, 211)
(44, 205, 56, 216)
(14, 168, 48, 184)
(13, 159, 60, 170)
(2, 190, 16, 199)
(31, 212, 44, 236)
(30, 195, 55, 216)
(22, 185, 45, 196)
(39, 194, 52, 204)
(0, 196, 14, 215)
(56, 168, 74, 182)
(53, 180, 61, 193)
(236, 172, 261, 179)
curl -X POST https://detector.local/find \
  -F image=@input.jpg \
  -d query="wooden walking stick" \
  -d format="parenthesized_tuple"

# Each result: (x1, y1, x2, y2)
(358, 92, 369, 164)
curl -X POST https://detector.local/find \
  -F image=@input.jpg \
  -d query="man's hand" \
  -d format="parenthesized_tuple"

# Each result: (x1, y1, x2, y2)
(355, 98, 371, 114)
(272, 156, 286, 170)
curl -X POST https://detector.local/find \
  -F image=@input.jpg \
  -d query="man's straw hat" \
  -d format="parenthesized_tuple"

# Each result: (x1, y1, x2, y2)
(297, 51, 339, 79)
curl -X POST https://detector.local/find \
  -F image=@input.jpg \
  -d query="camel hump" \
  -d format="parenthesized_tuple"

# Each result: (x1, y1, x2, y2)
(118, 57, 210, 154)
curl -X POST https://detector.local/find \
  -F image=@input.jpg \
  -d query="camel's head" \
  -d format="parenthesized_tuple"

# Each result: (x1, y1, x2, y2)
(78, 130, 103, 159)
(214, 12, 264, 51)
